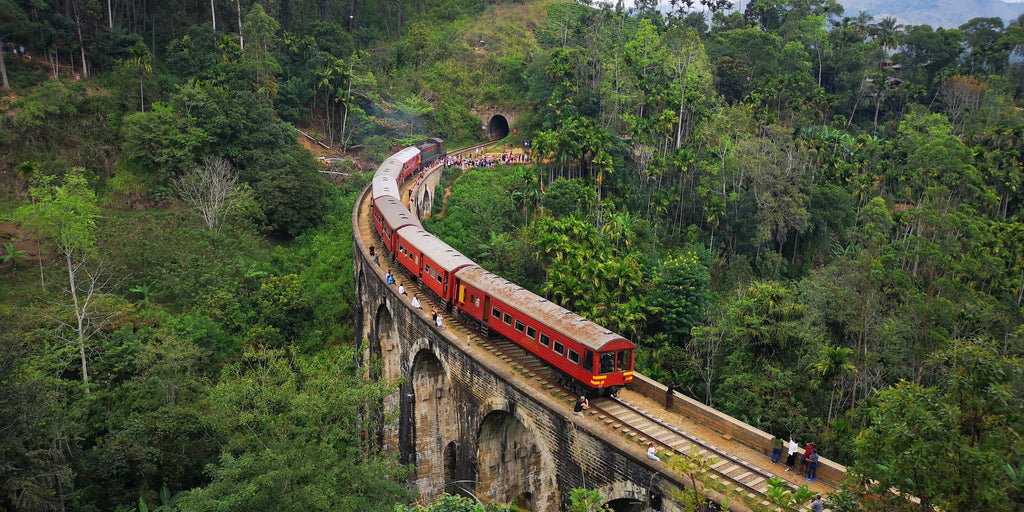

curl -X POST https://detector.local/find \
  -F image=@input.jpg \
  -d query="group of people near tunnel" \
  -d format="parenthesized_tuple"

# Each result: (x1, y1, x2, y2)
(443, 150, 529, 170)
(444, 153, 500, 169)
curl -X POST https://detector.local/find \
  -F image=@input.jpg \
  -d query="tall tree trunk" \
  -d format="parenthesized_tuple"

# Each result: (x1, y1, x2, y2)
(236, 0, 244, 50)
(108, 0, 114, 28)
(211, 0, 217, 30)
(348, 0, 356, 32)
(67, 253, 90, 393)
(0, 44, 9, 90)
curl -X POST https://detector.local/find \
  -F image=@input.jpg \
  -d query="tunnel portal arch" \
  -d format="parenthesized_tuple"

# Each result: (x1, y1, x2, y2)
(488, 115, 510, 140)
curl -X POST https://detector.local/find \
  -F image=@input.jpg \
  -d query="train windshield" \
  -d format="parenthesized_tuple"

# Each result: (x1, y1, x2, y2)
(599, 349, 633, 375)
(618, 349, 632, 372)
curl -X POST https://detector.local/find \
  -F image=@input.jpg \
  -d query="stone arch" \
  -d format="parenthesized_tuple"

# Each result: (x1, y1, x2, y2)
(407, 346, 459, 503)
(589, 481, 662, 512)
(604, 498, 647, 512)
(443, 441, 459, 492)
(476, 409, 557, 512)
(487, 115, 510, 140)
(372, 302, 401, 382)
(415, 188, 433, 219)
(511, 492, 535, 511)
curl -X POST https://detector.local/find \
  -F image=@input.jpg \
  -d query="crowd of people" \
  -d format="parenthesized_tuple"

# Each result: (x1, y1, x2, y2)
(443, 149, 530, 170)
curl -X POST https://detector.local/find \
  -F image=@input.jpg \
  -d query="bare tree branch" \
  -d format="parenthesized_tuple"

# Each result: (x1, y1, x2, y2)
(174, 157, 250, 234)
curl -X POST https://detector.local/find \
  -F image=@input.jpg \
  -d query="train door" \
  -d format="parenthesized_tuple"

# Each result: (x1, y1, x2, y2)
(482, 296, 490, 329)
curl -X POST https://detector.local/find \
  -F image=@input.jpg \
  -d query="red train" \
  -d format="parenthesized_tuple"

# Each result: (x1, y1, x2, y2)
(370, 141, 633, 396)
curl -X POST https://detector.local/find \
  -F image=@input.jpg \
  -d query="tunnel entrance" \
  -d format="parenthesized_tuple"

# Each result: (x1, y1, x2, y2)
(488, 115, 510, 140)
(605, 498, 646, 512)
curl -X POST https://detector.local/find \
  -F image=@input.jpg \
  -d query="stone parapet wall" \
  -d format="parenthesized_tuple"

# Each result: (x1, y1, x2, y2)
(629, 373, 847, 487)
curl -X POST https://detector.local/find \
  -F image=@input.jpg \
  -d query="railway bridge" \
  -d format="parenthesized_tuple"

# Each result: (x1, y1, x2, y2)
(352, 162, 844, 512)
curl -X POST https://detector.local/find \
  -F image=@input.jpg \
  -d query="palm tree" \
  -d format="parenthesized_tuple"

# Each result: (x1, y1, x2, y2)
(811, 345, 856, 422)
(123, 43, 153, 112)
(870, 16, 903, 53)
(850, 10, 873, 40)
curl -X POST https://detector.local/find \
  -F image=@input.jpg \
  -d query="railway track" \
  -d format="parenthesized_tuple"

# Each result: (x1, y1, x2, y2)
(358, 145, 802, 511)
(475, 336, 789, 511)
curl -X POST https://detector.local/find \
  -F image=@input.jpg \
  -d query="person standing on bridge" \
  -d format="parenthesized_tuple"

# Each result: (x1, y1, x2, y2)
(770, 436, 783, 464)
(806, 449, 819, 482)
(785, 437, 799, 471)
(801, 442, 815, 476)
(665, 381, 676, 410)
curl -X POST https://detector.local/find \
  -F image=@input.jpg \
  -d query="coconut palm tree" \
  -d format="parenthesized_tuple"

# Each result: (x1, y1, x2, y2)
(123, 42, 153, 112)
(811, 345, 856, 422)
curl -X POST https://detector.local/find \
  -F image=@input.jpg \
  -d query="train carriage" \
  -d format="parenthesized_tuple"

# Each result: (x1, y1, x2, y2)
(372, 197, 419, 254)
(371, 173, 401, 202)
(395, 228, 477, 305)
(453, 267, 634, 395)
(374, 146, 422, 194)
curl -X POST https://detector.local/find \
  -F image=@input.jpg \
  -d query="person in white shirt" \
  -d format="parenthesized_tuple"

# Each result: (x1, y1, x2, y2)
(398, 283, 407, 295)
(411, 295, 422, 309)
(785, 437, 799, 471)
(647, 442, 660, 461)
(435, 314, 444, 328)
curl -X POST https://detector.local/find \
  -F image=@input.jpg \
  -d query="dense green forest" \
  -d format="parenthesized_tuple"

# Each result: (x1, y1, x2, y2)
(2, 0, 1024, 511)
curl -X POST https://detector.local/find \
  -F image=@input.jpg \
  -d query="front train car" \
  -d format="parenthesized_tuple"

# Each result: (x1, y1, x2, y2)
(452, 267, 634, 396)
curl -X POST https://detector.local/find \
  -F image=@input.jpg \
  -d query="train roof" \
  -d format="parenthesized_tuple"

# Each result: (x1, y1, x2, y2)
(376, 196, 420, 230)
(392, 146, 421, 163)
(400, 228, 478, 272)
(372, 174, 400, 201)
(455, 267, 633, 352)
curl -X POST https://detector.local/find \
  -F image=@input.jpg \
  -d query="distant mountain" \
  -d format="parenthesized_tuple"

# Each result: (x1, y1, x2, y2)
(825, 0, 1024, 28)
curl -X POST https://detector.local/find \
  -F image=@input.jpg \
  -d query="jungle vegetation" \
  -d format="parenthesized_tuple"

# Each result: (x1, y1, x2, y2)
(1, 0, 1023, 511)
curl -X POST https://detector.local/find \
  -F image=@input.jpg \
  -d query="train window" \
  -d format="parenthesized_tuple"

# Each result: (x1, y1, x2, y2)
(425, 263, 433, 275)
(618, 350, 632, 371)
(502, 313, 513, 326)
(567, 349, 580, 364)
(526, 326, 537, 340)
(539, 334, 550, 347)
(491, 307, 501, 319)
(582, 350, 594, 372)
(474, 297, 480, 307)
(553, 341, 565, 356)
(599, 352, 615, 374)
(514, 320, 525, 333)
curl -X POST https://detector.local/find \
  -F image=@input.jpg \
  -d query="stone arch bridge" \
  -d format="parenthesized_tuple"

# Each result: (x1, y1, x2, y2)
(351, 170, 841, 510)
